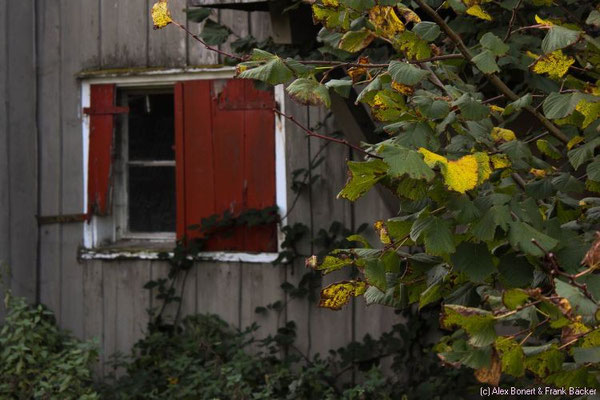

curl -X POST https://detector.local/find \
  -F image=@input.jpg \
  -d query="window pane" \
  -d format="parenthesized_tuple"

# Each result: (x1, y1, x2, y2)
(128, 166, 176, 232)
(128, 93, 174, 161)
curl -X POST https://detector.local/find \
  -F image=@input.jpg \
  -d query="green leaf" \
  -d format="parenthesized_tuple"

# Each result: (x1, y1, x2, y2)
(185, 7, 211, 23)
(568, 138, 600, 170)
(238, 57, 294, 85)
(325, 79, 353, 97)
(503, 94, 532, 116)
(498, 254, 534, 288)
(495, 338, 525, 377)
(338, 29, 375, 53)
(523, 345, 564, 377)
(502, 289, 530, 310)
(536, 139, 562, 160)
(508, 221, 559, 257)
(314, 256, 354, 274)
(200, 19, 232, 46)
(364, 259, 387, 291)
(480, 32, 509, 56)
(364, 285, 405, 308)
(378, 145, 435, 181)
(388, 61, 429, 86)
(413, 96, 450, 119)
(441, 305, 497, 347)
(573, 346, 600, 364)
(338, 159, 388, 201)
(542, 92, 581, 119)
(423, 217, 456, 256)
(451, 242, 495, 282)
(419, 283, 442, 309)
(586, 10, 600, 28)
(542, 26, 581, 54)
(587, 157, 600, 181)
(555, 279, 597, 317)
(472, 50, 500, 74)
(453, 94, 490, 121)
(286, 78, 331, 107)
(412, 21, 440, 41)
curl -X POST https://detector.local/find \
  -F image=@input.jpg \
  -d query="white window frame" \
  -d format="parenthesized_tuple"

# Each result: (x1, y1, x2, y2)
(81, 67, 288, 263)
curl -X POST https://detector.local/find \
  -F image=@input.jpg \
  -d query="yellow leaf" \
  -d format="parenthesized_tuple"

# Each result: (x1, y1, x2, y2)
(151, 0, 172, 30)
(445, 155, 480, 193)
(489, 105, 505, 113)
(567, 135, 584, 150)
(587, 179, 600, 193)
(473, 152, 492, 184)
(391, 81, 414, 95)
(369, 6, 405, 40)
(397, 6, 421, 24)
(319, 281, 367, 310)
(530, 168, 547, 178)
(530, 50, 575, 80)
(575, 100, 600, 129)
(491, 127, 516, 143)
(419, 148, 447, 167)
(322, 0, 339, 7)
(374, 220, 391, 244)
(466, 5, 493, 21)
(393, 31, 432, 60)
(347, 56, 370, 82)
(534, 14, 554, 26)
(475, 353, 502, 386)
(532, 0, 553, 5)
(490, 154, 511, 169)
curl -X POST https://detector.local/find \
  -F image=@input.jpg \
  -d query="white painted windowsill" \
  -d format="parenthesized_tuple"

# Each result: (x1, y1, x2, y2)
(79, 243, 280, 263)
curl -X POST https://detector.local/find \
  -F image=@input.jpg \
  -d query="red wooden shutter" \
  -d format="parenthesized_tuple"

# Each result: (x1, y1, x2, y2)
(85, 84, 128, 216)
(175, 79, 277, 252)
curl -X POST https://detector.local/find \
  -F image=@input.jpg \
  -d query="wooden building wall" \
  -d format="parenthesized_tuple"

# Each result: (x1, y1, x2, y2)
(0, 0, 399, 374)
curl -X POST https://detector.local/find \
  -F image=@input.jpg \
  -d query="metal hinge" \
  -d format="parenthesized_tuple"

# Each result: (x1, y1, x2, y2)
(37, 213, 88, 225)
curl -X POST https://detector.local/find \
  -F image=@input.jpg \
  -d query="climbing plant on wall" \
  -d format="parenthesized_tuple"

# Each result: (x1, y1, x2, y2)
(152, 0, 600, 388)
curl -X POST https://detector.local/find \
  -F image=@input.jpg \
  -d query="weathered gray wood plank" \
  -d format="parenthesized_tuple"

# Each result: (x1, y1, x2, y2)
(100, 0, 148, 68)
(196, 262, 241, 328)
(59, 0, 101, 337)
(187, 9, 219, 65)
(37, 0, 62, 319)
(82, 260, 104, 376)
(218, 9, 248, 62)
(0, 0, 8, 321)
(148, 0, 187, 67)
(249, 11, 271, 41)
(240, 263, 285, 340)
(7, 1, 37, 302)
(102, 264, 119, 376)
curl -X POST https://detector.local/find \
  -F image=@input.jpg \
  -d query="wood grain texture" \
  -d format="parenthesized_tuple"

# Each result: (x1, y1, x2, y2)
(187, 10, 220, 65)
(37, 0, 62, 320)
(82, 260, 104, 377)
(0, 0, 8, 320)
(249, 11, 271, 41)
(100, 0, 148, 68)
(196, 262, 241, 328)
(7, 0, 37, 301)
(218, 9, 248, 62)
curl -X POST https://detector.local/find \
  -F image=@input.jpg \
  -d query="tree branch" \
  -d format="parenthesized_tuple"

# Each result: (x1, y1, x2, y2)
(413, 0, 569, 144)
(273, 108, 382, 159)
(300, 53, 464, 69)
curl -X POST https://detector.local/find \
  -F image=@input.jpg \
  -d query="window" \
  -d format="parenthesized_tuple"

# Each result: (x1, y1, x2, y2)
(82, 70, 285, 256)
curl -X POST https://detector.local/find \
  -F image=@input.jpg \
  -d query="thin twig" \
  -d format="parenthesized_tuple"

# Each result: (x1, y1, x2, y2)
(273, 108, 382, 159)
(504, 0, 524, 42)
(300, 54, 464, 69)
(171, 20, 244, 61)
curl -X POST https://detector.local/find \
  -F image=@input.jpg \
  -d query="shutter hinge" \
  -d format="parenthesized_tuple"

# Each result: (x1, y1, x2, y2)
(83, 106, 129, 115)
(37, 213, 89, 225)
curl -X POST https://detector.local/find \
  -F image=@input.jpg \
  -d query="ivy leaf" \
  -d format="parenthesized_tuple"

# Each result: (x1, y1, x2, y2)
(472, 50, 500, 74)
(480, 32, 509, 56)
(541, 26, 581, 54)
(451, 243, 495, 282)
(542, 92, 581, 119)
(508, 221, 558, 257)
(453, 94, 489, 121)
(319, 280, 367, 310)
(338, 160, 388, 201)
(286, 78, 331, 107)
(378, 145, 435, 181)
(238, 54, 294, 85)
(412, 21, 440, 41)
(338, 29, 375, 53)
(441, 305, 497, 347)
(388, 61, 429, 85)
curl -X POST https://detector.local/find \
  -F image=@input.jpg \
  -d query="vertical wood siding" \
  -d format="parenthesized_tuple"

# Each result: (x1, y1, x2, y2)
(0, 0, 400, 374)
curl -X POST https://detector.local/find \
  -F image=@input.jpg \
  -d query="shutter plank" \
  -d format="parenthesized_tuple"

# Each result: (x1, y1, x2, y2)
(87, 84, 116, 216)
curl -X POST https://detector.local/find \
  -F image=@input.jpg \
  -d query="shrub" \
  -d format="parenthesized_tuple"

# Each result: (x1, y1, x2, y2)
(100, 308, 477, 399)
(0, 292, 100, 399)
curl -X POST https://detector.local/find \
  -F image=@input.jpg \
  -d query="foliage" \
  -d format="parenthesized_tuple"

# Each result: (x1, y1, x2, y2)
(153, 0, 600, 388)
(0, 292, 100, 399)
(100, 308, 478, 400)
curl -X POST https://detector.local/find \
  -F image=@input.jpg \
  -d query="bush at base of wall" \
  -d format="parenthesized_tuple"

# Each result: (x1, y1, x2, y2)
(0, 293, 100, 399)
